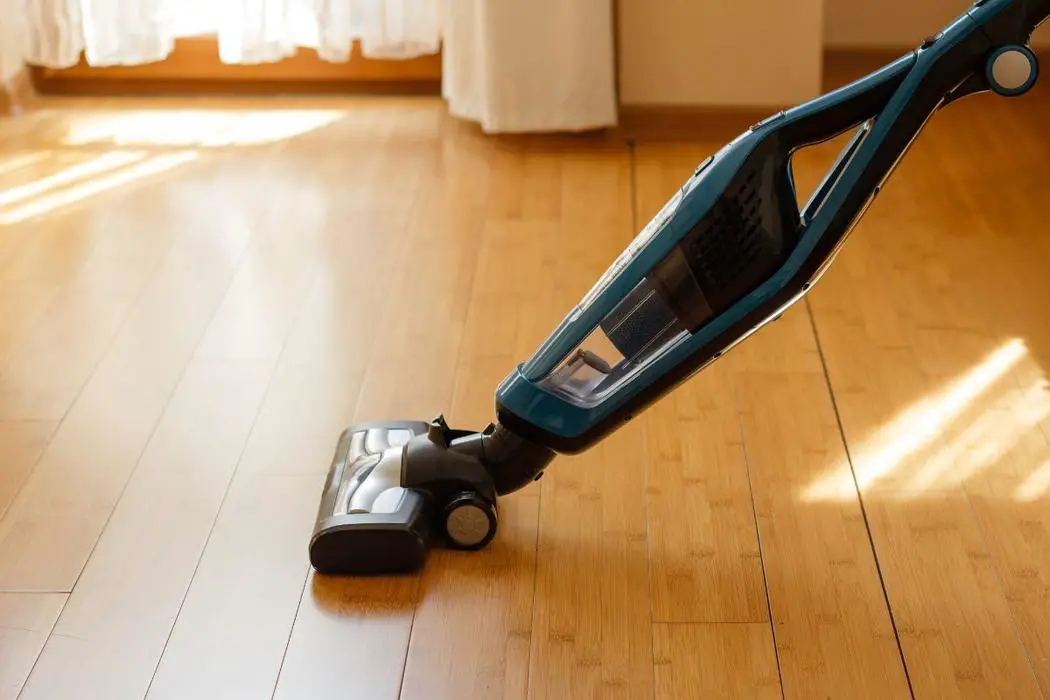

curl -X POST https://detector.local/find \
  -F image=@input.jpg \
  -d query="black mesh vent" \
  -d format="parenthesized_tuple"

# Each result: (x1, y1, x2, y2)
(678, 163, 794, 314)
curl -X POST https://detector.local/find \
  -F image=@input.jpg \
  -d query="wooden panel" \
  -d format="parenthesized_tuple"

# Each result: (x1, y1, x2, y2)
(804, 92, 1050, 698)
(205, 214, 433, 698)
(0, 151, 181, 422)
(144, 472, 321, 700)
(653, 623, 781, 699)
(2, 80, 1050, 700)
(634, 145, 769, 625)
(399, 491, 539, 700)
(643, 376, 767, 624)
(12, 135, 332, 700)
(0, 421, 54, 522)
(16, 361, 274, 700)
(0, 150, 143, 396)
(399, 150, 566, 700)
(32, 38, 441, 95)
(247, 108, 480, 700)
(635, 140, 913, 698)
(735, 363, 913, 699)
(962, 356, 1050, 697)
(524, 154, 655, 700)
(864, 494, 1042, 698)
(0, 152, 260, 591)
(528, 426, 653, 700)
(0, 594, 65, 700)
(156, 111, 461, 696)
(36, 38, 441, 82)
(0, 279, 62, 374)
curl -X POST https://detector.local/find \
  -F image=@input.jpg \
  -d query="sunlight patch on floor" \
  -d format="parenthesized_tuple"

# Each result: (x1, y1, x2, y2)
(904, 378, 1050, 492)
(0, 151, 149, 209)
(0, 151, 200, 226)
(801, 338, 1035, 502)
(0, 108, 349, 226)
(1016, 459, 1050, 502)
(61, 109, 347, 148)
(0, 152, 50, 177)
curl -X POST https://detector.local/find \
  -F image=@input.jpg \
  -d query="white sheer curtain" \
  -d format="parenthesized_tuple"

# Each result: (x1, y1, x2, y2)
(442, 0, 617, 133)
(18, 0, 441, 66)
(9, 0, 617, 133)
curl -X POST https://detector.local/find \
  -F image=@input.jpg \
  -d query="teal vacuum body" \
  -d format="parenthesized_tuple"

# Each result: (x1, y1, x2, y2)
(310, 0, 1049, 576)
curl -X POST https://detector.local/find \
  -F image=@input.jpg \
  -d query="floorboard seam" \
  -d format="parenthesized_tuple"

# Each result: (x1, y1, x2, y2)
(628, 141, 662, 700)
(732, 365, 787, 699)
(136, 229, 281, 700)
(255, 259, 334, 700)
(803, 297, 916, 699)
(956, 363, 1049, 700)
(397, 132, 495, 700)
(12, 591, 69, 700)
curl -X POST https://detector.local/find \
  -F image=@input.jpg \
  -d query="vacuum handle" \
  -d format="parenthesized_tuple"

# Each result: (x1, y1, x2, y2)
(763, 53, 916, 152)
(979, 0, 1050, 45)
(767, 0, 1050, 230)
(767, 0, 1050, 154)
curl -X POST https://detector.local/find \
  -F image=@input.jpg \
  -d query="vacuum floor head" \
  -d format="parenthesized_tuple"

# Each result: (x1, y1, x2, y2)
(309, 416, 554, 576)
(309, 421, 433, 575)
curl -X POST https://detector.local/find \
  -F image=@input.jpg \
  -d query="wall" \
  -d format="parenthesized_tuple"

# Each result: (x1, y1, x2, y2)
(617, 0, 825, 107)
(617, 0, 1050, 108)
(825, 0, 1050, 48)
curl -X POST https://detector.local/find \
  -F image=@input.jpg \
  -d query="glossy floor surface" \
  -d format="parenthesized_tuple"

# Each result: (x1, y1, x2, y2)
(2, 86, 1050, 700)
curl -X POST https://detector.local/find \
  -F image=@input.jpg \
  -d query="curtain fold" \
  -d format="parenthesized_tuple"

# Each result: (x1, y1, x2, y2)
(1, 0, 27, 81)
(23, 0, 84, 68)
(79, 0, 174, 66)
(8, 0, 618, 134)
(441, 0, 617, 133)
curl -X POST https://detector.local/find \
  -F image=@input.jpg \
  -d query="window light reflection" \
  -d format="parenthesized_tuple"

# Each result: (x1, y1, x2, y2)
(0, 152, 50, 176)
(0, 151, 199, 226)
(61, 110, 346, 148)
(801, 338, 1028, 501)
(1016, 459, 1050, 502)
(0, 151, 148, 208)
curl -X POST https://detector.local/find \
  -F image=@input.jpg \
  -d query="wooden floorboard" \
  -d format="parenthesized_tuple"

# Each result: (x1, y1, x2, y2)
(635, 141, 914, 699)
(399, 150, 563, 700)
(527, 155, 656, 700)
(805, 90, 1050, 698)
(634, 148, 769, 626)
(0, 421, 54, 523)
(17, 360, 273, 700)
(0, 593, 65, 700)
(653, 623, 781, 699)
(1, 90, 1050, 699)
(274, 105, 495, 700)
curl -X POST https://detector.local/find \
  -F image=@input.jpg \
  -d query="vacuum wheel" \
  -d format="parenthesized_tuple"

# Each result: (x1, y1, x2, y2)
(443, 492, 498, 550)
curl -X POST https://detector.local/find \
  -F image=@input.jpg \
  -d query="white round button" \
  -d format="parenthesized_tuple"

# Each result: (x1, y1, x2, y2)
(987, 46, 1038, 97)
(993, 49, 1034, 90)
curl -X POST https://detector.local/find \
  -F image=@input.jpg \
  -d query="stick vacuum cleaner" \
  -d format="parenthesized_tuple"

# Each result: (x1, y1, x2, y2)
(309, 0, 1049, 576)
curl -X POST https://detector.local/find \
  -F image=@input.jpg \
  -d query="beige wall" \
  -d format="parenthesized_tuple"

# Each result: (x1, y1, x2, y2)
(618, 0, 1050, 108)
(617, 0, 824, 107)
(825, 0, 1050, 48)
